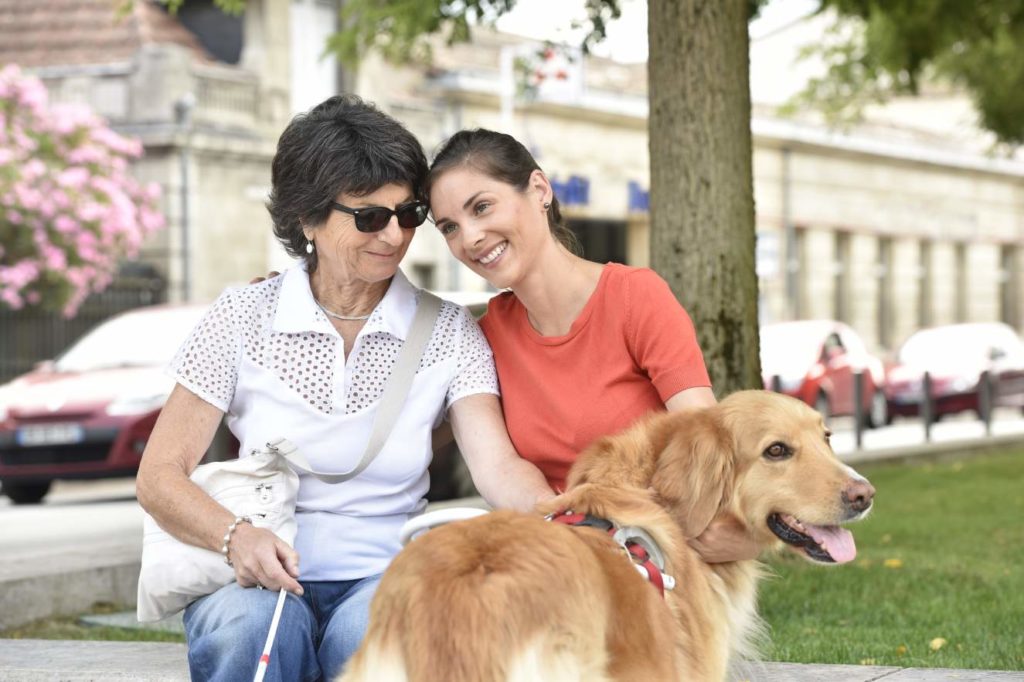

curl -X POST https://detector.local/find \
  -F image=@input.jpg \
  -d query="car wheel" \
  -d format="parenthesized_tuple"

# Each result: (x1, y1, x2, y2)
(2, 480, 52, 505)
(814, 392, 830, 424)
(868, 391, 890, 429)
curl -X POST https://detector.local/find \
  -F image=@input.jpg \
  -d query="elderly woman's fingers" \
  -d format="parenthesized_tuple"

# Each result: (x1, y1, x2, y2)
(256, 551, 304, 596)
(229, 525, 300, 593)
(277, 542, 301, 579)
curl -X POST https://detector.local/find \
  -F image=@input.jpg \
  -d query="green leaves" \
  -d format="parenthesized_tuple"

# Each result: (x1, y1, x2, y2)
(331, 0, 624, 67)
(796, 0, 1024, 145)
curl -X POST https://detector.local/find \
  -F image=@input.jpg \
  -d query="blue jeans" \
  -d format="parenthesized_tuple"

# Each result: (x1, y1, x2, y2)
(183, 575, 382, 682)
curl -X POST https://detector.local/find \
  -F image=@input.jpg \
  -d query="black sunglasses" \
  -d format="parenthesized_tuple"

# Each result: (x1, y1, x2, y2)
(331, 201, 429, 233)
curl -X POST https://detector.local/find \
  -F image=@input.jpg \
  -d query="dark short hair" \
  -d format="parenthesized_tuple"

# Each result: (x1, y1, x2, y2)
(426, 129, 580, 254)
(267, 94, 428, 271)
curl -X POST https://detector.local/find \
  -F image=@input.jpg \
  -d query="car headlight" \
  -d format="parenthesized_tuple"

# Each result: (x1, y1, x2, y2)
(106, 390, 171, 417)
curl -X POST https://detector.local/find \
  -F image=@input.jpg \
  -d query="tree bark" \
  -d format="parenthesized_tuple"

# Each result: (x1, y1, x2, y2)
(648, 0, 761, 396)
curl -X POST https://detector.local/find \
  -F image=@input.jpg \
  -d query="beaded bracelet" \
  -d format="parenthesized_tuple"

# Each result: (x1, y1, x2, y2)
(221, 515, 252, 566)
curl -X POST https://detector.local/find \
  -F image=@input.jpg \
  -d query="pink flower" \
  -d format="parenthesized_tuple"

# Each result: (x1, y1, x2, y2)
(56, 167, 90, 190)
(0, 65, 166, 316)
(1, 288, 24, 310)
(54, 215, 79, 234)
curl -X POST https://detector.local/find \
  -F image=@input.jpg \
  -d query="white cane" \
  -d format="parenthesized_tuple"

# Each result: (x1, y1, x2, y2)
(253, 588, 289, 682)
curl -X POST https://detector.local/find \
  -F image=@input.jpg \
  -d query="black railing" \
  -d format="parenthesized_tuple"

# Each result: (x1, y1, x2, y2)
(0, 269, 166, 383)
(767, 369, 1004, 449)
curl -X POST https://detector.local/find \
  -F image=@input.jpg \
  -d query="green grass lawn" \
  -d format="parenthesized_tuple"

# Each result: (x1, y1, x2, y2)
(759, 448, 1024, 671)
(0, 602, 184, 643)
(4, 449, 1022, 672)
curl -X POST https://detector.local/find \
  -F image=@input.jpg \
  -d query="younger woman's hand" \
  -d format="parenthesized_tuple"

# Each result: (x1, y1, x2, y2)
(688, 513, 760, 563)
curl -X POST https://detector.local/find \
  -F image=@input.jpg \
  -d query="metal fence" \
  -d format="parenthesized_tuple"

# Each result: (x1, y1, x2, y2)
(0, 269, 167, 383)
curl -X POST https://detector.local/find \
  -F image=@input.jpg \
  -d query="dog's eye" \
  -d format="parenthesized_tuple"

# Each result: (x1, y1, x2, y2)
(763, 442, 793, 461)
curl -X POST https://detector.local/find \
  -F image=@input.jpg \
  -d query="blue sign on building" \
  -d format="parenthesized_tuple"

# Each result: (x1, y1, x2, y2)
(551, 175, 591, 207)
(628, 181, 649, 213)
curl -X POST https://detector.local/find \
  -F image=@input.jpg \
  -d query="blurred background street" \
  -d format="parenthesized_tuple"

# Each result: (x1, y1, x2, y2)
(1, 0, 1024, 675)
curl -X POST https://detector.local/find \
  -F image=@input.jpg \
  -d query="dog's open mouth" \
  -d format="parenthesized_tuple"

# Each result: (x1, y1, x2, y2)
(767, 513, 856, 564)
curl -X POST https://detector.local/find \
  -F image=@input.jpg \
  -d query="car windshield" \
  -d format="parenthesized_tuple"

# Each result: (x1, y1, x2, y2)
(760, 323, 826, 373)
(896, 325, 1020, 371)
(54, 306, 207, 372)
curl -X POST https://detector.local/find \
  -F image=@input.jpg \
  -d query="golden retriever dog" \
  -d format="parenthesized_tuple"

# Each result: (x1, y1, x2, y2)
(338, 390, 875, 682)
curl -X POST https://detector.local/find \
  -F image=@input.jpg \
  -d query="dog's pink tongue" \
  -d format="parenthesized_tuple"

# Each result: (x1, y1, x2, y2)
(805, 524, 856, 563)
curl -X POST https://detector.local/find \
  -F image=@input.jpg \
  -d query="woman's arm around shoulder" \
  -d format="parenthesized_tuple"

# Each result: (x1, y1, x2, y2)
(448, 393, 556, 512)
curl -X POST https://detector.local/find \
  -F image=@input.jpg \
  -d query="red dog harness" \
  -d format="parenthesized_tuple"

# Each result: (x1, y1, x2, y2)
(546, 510, 677, 598)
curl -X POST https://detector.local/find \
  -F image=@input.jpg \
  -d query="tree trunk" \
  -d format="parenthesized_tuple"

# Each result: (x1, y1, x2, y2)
(647, 0, 761, 396)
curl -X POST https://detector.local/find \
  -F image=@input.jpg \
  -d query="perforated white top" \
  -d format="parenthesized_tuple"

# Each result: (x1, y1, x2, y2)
(169, 265, 498, 580)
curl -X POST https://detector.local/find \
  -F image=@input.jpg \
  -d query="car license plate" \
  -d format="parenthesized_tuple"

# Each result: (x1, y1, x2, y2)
(16, 423, 85, 446)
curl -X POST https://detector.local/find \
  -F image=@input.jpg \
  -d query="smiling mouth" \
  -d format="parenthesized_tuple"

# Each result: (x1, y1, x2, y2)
(478, 241, 507, 265)
(767, 512, 857, 564)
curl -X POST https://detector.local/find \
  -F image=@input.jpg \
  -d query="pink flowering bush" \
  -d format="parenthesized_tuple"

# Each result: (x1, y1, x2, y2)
(0, 64, 165, 316)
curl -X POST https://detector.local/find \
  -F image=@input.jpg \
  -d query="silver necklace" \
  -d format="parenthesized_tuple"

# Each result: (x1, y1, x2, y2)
(315, 300, 372, 321)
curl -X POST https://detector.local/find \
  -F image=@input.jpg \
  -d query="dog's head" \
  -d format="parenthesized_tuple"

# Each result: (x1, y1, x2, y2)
(568, 390, 874, 564)
(719, 390, 874, 564)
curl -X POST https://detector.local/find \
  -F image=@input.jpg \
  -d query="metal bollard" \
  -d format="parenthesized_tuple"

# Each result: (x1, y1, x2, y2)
(922, 372, 933, 442)
(853, 370, 864, 450)
(771, 375, 782, 393)
(978, 370, 992, 437)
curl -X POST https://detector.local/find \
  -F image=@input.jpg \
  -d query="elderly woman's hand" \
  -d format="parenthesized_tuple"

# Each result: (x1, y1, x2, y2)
(228, 522, 303, 595)
(687, 512, 761, 563)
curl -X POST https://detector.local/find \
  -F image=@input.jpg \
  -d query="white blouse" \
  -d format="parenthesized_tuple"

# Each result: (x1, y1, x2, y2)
(169, 265, 498, 580)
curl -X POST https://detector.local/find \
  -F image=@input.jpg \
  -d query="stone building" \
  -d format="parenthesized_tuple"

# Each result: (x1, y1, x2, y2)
(0, 0, 291, 304)
(4, 1, 1021, 355)
(352, 16, 1024, 353)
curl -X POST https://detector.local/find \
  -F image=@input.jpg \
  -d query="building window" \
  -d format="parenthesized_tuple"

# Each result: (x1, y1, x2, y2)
(567, 219, 627, 265)
(172, 0, 244, 64)
(792, 227, 808, 319)
(833, 231, 851, 324)
(918, 240, 932, 328)
(877, 237, 893, 348)
(1000, 244, 1020, 330)
(411, 263, 436, 290)
(955, 242, 968, 323)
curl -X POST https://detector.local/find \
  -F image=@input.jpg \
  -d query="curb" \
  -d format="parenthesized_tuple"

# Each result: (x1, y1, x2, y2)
(1, 435, 1022, 632)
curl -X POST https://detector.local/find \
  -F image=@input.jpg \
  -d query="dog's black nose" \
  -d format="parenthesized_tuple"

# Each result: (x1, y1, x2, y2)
(843, 479, 875, 513)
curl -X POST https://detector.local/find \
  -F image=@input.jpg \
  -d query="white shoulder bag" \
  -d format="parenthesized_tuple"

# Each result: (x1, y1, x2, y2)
(136, 292, 442, 622)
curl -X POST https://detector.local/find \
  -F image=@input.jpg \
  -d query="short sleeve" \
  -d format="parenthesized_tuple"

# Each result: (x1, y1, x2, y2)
(446, 305, 500, 408)
(167, 289, 243, 412)
(626, 269, 712, 401)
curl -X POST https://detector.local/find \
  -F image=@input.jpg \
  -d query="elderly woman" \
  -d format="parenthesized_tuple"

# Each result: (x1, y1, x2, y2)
(135, 96, 553, 682)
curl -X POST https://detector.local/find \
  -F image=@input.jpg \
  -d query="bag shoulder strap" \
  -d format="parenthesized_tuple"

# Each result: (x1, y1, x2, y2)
(267, 291, 444, 483)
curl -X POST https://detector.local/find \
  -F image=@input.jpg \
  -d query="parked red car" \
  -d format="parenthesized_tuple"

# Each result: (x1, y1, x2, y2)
(760, 320, 888, 427)
(884, 322, 1024, 420)
(0, 304, 213, 504)
(0, 292, 499, 505)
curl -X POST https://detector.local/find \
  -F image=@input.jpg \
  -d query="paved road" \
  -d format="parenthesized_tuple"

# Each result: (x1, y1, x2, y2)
(2, 409, 1023, 565)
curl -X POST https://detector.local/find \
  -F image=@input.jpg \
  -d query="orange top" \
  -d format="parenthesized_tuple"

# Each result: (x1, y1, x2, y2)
(480, 263, 711, 491)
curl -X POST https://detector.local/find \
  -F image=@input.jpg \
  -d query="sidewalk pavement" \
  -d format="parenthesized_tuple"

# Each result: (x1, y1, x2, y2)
(1, 428, 1022, 680)
(0, 640, 1021, 681)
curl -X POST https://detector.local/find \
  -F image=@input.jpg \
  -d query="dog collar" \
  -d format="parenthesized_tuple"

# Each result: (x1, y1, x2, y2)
(546, 509, 677, 597)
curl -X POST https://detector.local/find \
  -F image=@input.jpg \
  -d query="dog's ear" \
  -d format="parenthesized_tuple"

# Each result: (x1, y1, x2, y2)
(650, 410, 734, 539)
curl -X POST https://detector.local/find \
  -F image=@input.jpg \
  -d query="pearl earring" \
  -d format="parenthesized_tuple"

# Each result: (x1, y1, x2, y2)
(543, 202, 551, 210)
(306, 240, 314, 254)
